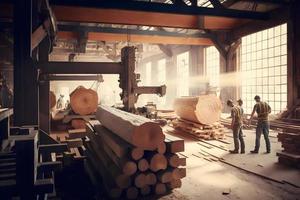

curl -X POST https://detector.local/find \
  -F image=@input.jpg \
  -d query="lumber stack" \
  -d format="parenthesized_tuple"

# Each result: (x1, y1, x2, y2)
(84, 107, 186, 199)
(277, 131, 300, 169)
(171, 118, 226, 140)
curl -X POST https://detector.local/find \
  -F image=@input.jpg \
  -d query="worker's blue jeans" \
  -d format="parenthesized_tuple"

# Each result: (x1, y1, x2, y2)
(255, 121, 271, 152)
(233, 125, 245, 152)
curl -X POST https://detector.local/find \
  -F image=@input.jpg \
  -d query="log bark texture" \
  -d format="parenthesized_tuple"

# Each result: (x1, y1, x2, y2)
(96, 105, 165, 150)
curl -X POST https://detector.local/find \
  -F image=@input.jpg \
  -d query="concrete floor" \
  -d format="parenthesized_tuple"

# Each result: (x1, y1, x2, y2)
(159, 128, 300, 200)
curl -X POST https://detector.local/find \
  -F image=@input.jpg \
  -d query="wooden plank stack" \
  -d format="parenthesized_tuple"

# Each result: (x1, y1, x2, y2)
(171, 118, 226, 140)
(277, 131, 300, 169)
(83, 106, 186, 199)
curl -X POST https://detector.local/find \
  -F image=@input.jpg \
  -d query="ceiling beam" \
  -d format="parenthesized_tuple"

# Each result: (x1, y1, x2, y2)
(38, 61, 122, 74)
(57, 31, 214, 46)
(48, 0, 268, 20)
(58, 24, 209, 39)
(0, 3, 254, 30)
(229, 6, 289, 42)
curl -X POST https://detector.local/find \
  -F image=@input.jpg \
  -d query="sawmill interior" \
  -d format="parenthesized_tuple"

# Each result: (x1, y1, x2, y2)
(1, 0, 300, 199)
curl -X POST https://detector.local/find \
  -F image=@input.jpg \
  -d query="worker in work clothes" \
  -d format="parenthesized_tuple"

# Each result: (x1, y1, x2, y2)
(249, 95, 271, 154)
(227, 100, 245, 154)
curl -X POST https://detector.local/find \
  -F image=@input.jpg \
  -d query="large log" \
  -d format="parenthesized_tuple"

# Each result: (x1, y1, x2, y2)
(70, 86, 98, 115)
(173, 95, 222, 125)
(92, 122, 144, 160)
(96, 105, 165, 150)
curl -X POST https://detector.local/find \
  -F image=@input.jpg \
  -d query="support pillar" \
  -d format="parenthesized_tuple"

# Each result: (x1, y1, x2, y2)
(38, 38, 50, 133)
(287, 1, 300, 108)
(14, 0, 39, 126)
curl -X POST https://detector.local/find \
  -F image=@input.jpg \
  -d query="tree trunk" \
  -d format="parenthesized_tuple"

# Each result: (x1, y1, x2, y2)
(96, 105, 165, 150)
(173, 95, 222, 125)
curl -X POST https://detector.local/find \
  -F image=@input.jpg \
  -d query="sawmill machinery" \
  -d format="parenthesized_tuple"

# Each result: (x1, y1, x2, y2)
(38, 46, 166, 133)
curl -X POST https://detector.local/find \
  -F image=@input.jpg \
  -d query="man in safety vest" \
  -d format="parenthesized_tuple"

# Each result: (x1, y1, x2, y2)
(227, 99, 245, 154)
(249, 95, 271, 153)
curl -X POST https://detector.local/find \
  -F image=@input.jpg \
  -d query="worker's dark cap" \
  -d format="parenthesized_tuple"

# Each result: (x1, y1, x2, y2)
(227, 99, 233, 105)
(254, 95, 260, 100)
(237, 99, 243, 103)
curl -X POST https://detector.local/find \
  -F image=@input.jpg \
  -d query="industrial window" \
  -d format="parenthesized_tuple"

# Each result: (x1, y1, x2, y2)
(240, 24, 287, 114)
(205, 46, 220, 87)
(157, 59, 166, 106)
(145, 62, 152, 85)
(176, 52, 189, 97)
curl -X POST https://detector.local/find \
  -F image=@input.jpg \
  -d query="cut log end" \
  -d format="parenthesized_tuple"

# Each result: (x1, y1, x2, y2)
(131, 148, 144, 160)
(157, 142, 166, 154)
(70, 86, 98, 115)
(168, 154, 180, 168)
(123, 161, 137, 176)
(172, 168, 186, 180)
(132, 122, 165, 150)
(150, 153, 167, 172)
(138, 159, 149, 172)
(134, 173, 147, 188)
(158, 171, 172, 183)
(146, 172, 157, 185)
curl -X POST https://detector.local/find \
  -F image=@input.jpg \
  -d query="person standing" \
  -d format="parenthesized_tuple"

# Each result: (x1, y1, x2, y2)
(249, 95, 271, 154)
(227, 99, 245, 154)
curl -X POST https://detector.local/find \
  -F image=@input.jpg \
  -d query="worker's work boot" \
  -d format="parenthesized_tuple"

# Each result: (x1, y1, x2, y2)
(240, 150, 245, 154)
(229, 150, 239, 154)
(250, 150, 259, 154)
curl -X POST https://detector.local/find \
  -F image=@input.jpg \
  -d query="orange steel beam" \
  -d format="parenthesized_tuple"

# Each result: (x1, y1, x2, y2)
(57, 31, 213, 46)
(52, 6, 250, 30)
(0, 3, 250, 30)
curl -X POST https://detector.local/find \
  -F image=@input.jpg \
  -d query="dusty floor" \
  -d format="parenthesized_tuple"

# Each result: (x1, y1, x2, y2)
(160, 128, 300, 200)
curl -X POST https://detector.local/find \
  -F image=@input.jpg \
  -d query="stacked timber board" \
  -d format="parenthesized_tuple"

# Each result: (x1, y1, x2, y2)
(277, 132, 300, 169)
(84, 105, 186, 199)
(171, 118, 226, 140)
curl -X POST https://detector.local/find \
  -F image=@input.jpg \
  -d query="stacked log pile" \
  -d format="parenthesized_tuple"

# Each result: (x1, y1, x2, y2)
(171, 95, 226, 140)
(83, 106, 186, 199)
(277, 131, 300, 169)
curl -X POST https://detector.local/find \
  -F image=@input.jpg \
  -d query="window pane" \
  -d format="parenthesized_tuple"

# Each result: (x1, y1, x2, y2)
(240, 23, 287, 114)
